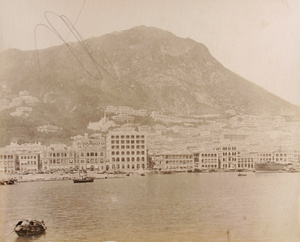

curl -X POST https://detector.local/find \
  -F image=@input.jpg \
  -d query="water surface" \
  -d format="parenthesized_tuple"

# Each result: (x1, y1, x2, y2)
(0, 172, 299, 241)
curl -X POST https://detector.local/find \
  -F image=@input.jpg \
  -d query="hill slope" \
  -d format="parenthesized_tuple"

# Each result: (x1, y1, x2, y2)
(0, 26, 299, 145)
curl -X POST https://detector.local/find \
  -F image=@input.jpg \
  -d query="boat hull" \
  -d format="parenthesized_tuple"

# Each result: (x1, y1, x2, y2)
(255, 162, 287, 172)
(73, 177, 94, 183)
(14, 220, 47, 236)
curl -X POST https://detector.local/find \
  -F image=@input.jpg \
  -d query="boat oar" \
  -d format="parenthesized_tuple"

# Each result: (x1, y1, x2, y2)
(227, 229, 230, 242)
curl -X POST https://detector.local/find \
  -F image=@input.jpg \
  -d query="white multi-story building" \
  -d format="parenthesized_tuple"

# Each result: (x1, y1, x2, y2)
(0, 149, 17, 174)
(151, 151, 194, 172)
(215, 145, 240, 169)
(19, 152, 39, 173)
(40, 145, 76, 172)
(106, 131, 147, 171)
(196, 151, 218, 170)
(72, 133, 106, 172)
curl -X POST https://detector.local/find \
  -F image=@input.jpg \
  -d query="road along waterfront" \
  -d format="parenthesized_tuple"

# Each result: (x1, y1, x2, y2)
(0, 172, 299, 242)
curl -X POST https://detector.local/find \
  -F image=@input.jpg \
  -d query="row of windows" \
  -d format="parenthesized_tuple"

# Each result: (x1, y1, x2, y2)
(238, 158, 253, 162)
(166, 161, 193, 164)
(275, 158, 288, 161)
(222, 147, 237, 151)
(80, 152, 104, 157)
(275, 154, 288, 157)
(222, 158, 237, 161)
(201, 159, 218, 163)
(260, 158, 272, 161)
(111, 145, 145, 149)
(112, 151, 145, 155)
(111, 140, 145, 144)
(20, 156, 37, 159)
(165, 155, 193, 159)
(20, 168, 37, 172)
(21, 161, 37, 165)
(165, 165, 194, 169)
(0, 161, 14, 165)
(81, 160, 105, 164)
(0, 155, 14, 159)
(238, 164, 254, 168)
(48, 153, 71, 157)
(202, 164, 217, 168)
(111, 163, 145, 169)
(222, 152, 237, 156)
(111, 135, 145, 139)
(112, 157, 145, 162)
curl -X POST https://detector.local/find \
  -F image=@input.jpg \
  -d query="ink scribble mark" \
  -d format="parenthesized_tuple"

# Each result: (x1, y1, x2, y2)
(34, 0, 119, 81)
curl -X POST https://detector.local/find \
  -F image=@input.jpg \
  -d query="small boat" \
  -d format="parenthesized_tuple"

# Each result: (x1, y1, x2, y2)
(0, 178, 16, 185)
(14, 219, 47, 236)
(73, 176, 95, 183)
(238, 173, 247, 176)
(5, 178, 16, 185)
(161, 171, 176, 174)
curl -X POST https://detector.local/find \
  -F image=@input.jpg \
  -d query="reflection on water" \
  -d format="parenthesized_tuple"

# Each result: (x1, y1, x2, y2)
(14, 233, 46, 242)
(0, 173, 299, 242)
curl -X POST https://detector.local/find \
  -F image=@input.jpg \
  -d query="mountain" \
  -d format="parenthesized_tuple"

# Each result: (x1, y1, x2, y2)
(0, 26, 299, 145)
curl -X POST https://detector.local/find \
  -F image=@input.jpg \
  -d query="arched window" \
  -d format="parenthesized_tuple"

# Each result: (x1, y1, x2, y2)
(116, 157, 120, 162)
(127, 157, 130, 162)
(131, 157, 135, 162)
(121, 157, 125, 162)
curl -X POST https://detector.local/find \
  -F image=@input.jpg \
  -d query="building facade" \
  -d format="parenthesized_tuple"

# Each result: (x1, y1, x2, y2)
(106, 131, 147, 171)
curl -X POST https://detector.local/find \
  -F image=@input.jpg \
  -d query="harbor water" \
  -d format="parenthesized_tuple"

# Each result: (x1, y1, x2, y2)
(0, 172, 299, 242)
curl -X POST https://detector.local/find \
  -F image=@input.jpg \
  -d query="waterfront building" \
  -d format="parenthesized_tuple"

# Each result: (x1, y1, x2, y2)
(272, 149, 291, 164)
(237, 154, 256, 170)
(151, 151, 194, 172)
(106, 130, 147, 171)
(72, 133, 106, 172)
(0, 149, 17, 174)
(197, 151, 218, 170)
(215, 144, 240, 169)
(40, 145, 76, 172)
(19, 152, 39, 174)
(258, 152, 273, 163)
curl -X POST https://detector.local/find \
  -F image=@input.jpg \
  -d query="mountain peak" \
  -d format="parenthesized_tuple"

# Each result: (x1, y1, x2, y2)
(0, 26, 299, 144)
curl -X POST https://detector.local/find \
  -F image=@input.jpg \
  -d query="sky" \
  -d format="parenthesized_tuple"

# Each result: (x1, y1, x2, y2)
(0, 0, 299, 106)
